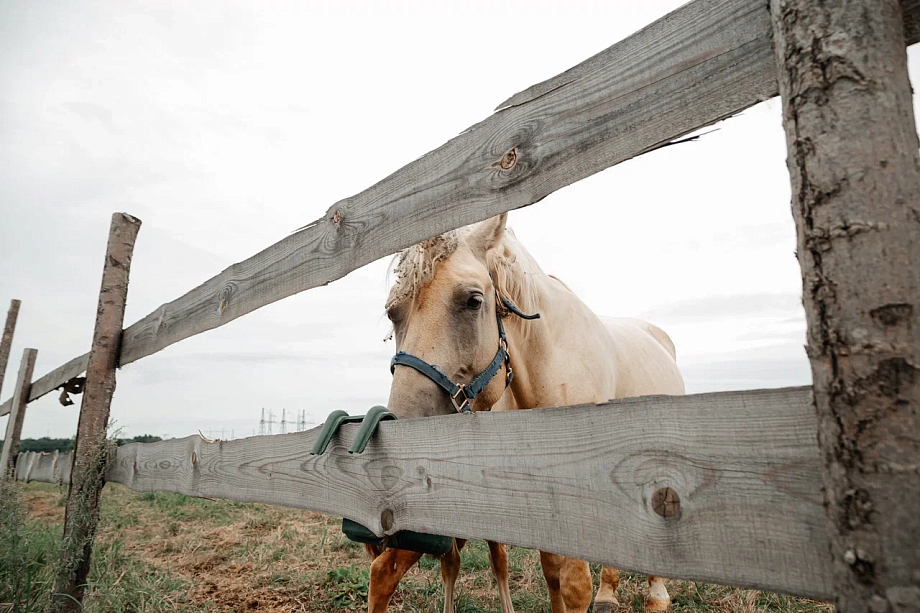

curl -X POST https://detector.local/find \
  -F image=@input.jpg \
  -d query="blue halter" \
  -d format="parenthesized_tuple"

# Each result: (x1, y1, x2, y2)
(389, 275, 540, 413)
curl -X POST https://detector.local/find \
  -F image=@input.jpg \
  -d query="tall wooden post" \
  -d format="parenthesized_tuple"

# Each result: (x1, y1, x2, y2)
(0, 299, 21, 401)
(0, 348, 38, 475)
(770, 1, 920, 611)
(52, 213, 141, 612)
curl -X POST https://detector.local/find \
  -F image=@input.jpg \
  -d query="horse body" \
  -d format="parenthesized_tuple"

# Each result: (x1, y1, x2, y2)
(374, 213, 684, 613)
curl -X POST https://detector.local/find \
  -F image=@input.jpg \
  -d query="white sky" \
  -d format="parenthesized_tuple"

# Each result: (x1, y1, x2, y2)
(2, 1, 918, 440)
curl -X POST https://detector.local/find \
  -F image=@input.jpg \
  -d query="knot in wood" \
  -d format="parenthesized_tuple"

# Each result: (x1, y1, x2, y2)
(380, 508, 394, 532)
(652, 487, 681, 518)
(499, 147, 518, 170)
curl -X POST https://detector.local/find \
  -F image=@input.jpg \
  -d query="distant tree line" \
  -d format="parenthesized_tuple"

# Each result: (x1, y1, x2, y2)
(0, 435, 162, 453)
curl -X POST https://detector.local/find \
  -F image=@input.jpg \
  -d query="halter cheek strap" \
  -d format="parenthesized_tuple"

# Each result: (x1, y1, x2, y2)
(389, 275, 540, 413)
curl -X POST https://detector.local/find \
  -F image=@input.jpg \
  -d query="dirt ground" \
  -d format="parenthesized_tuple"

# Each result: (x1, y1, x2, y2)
(19, 483, 832, 613)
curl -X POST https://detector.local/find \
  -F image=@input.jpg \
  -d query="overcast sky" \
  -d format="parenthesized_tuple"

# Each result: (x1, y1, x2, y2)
(2, 1, 918, 440)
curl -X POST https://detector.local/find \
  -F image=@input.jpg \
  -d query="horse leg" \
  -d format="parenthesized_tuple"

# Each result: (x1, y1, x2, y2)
(367, 547, 423, 613)
(593, 566, 620, 612)
(646, 576, 670, 612)
(486, 541, 515, 613)
(539, 551, 566, 613)
(559, 557, 593, 613)
(439, 539, 465, 613)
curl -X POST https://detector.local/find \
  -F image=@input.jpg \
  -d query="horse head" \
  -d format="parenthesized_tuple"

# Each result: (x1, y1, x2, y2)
(385, 213, 516, 417)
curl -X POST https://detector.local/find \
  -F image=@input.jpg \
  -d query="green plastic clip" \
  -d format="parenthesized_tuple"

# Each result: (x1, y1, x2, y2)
(341, 518, 454, 556)
(348, 405, 397, 454)
(310, 410, 364, 455)
(311, 406, 397, 455)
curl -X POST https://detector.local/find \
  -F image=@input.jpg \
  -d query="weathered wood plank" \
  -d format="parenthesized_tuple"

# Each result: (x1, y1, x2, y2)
(6, 0, 920, 412)
(29, 451, 57, 484)
(15, 451, 73, 485)
(0, 348, 38, 474)
(116, 0, 779, 367)
(14, 451, 31, 481)
(0, 299, 21, 403)
(498, 0, 920, 112)
(771, 0, 920, 609)
(107, 387, 832, 599)
(0, 353, 88, 417)
(58, 450, 72, 486)
(54, 213, 141, 613)
(24, 451, 36, 482)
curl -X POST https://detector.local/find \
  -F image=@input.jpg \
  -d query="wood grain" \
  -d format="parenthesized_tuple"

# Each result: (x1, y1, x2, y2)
(106, 387, 832, 599)
(6, 0, 920, 411)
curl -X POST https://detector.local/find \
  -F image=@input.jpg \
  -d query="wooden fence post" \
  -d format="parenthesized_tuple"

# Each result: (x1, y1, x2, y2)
(0, 299, 21, 400)
(770, 1, 920, 611)
(52, 213, 141, 612)
(0, 348, 38, 475)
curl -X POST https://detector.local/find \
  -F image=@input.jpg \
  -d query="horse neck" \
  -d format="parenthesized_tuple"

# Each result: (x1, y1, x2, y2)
(501, 272, 589, 410)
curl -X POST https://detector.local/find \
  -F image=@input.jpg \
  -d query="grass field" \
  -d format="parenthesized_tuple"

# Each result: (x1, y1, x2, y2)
(1, 481, 832, 613)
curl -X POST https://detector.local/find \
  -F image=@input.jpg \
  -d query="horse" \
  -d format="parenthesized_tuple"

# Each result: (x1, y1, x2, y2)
(373, 212, 685, 613)
(364, 538, 513, 613)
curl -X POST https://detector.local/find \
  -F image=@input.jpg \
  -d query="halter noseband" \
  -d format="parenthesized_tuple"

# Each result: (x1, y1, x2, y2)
(389, 274, 540, 413)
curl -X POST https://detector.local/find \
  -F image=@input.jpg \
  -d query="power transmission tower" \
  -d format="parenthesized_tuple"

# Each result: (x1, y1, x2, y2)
(259, 408, 267, 435)
(280, 409, 287, 434)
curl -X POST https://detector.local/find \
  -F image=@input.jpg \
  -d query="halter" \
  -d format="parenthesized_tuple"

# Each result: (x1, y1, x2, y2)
(389, 274, 540, 413)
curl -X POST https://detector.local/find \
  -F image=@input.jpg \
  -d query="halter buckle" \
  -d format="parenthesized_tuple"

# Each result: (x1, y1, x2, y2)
(450, 386, 472, 413)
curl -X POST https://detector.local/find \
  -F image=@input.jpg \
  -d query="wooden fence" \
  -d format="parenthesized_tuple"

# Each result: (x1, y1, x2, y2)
(3, 0, 918, 609)
(15, 450, 72, 486)
(18, 388, 833, 599)
(4, 0, 920, 418)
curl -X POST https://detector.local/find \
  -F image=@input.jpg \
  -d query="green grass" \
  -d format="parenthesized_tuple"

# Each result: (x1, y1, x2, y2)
(5, 481, 835, 613)
(0, 480, 205, 613)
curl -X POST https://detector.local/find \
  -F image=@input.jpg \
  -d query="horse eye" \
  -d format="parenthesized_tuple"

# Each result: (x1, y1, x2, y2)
(466, 295, 483, 310)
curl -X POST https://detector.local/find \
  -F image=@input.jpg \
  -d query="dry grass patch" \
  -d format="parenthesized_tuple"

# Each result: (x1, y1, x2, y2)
(11, 482, 833, 613)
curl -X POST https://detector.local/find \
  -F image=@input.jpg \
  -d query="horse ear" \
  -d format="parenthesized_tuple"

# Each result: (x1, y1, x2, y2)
(468, 213, 507, 256)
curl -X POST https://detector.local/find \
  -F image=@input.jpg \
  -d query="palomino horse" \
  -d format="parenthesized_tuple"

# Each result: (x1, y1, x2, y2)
(364, 538, 513, 613)
(373, 212, 685, 613)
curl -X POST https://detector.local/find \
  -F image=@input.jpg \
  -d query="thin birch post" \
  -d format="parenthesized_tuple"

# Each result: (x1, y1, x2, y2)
(0, 348, 38, 475)
(0, 299, 21, 400)
(52, 213, 141, 612)
(770, 1, 920, 611)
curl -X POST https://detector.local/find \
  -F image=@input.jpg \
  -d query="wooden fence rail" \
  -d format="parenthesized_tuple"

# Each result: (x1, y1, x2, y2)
(16, 386, 833, 601)
(16, 450, 72, 485)
(4, 0, 920, 417)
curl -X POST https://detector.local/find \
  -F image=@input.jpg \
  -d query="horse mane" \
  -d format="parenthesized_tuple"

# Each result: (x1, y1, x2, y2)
(386, 220, 544, 317)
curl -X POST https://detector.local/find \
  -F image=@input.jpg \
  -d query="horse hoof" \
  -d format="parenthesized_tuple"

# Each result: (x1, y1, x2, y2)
(645, 597, 670, 612)
(594, 599, 619, 612)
